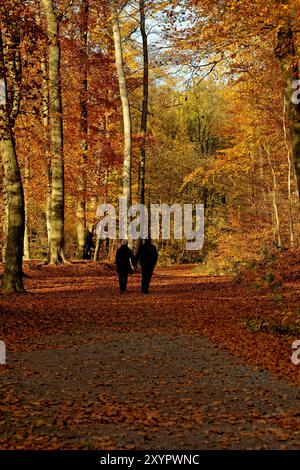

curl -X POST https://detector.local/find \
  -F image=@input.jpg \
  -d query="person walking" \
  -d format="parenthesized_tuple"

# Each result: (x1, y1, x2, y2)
(135, 239, 158, 294)
(84, 230, 95, 260)
(115, 240, 135, 294)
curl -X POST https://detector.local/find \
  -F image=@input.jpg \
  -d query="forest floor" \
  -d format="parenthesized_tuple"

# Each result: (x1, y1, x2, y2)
(0, 260, 300, 450)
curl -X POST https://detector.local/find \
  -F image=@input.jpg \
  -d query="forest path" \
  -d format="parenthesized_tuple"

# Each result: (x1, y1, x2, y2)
(0, 264, 300, 449)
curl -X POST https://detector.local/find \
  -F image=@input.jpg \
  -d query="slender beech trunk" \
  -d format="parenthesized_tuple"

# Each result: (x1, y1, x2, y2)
(138, 0, 149, 206)
(23, 153, 30, 260)
(42, 0, 66, 264)
(93, 147, 103, 262)
(258, 145, 268, 209)
(0, 29, 25, 293)
(2, 188, 8, 262)
(283, 95, 295, 248)
(45, 108, 52, 256)
(109, 0, 132, 208)
(76, 0, 89, 259)
(94, 238, 101, 261)
(41, 48, 52, 257)
(36, 1, 52, 258)
(265, 146, 282, 248)
(94, 110, 110, 262)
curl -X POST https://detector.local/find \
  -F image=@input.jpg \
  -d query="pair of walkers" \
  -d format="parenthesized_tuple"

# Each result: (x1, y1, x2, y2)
(115, 239, 158, 294)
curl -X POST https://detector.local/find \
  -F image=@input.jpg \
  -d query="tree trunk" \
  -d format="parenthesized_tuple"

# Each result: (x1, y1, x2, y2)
(138, 0, 149, 206)
(35, 1, 52, 260)
(276, 20, 300, 197)
(0, 29, 25, 293)
(2, 188, 8, 262)
(94, 118, 110, 262)
(94, 239, 101, 261)
(76, 0, 89, 259)
(42, 0, 66, 264)
(42, 52, 52, 259)
(109, 0, 132, 208)
(23, 154, 30, 260)
(265, 146, 282, 248)
(283, 95, 295, 248)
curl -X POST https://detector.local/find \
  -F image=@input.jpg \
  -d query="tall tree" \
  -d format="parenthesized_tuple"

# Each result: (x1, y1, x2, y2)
(76, 0, 89, 259)
(41, 0, 66, 264)
(0, 27, 25, 293)
(35, 0, 52, 259)
(109, 0, 132, 208)
(138, 0, 149, 206)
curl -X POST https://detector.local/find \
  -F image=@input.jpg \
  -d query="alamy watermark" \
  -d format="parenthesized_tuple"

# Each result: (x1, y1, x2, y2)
(0, 341, 6, 365)
(292, 80, 300, 105)
(291, 340, 300, 366)
(96, 197, 205, 251)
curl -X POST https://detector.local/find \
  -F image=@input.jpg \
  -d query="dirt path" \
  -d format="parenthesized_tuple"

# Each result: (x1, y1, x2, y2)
(0, 264, 300, 449)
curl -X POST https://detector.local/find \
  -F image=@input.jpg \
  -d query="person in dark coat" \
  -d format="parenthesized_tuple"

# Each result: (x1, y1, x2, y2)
(84, 230, 95, 260)
(115, 240, 135, 294)
(135, 239, 158, 294)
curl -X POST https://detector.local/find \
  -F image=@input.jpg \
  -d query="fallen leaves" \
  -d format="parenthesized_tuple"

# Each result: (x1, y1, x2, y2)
(0, 261, 300, 449)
